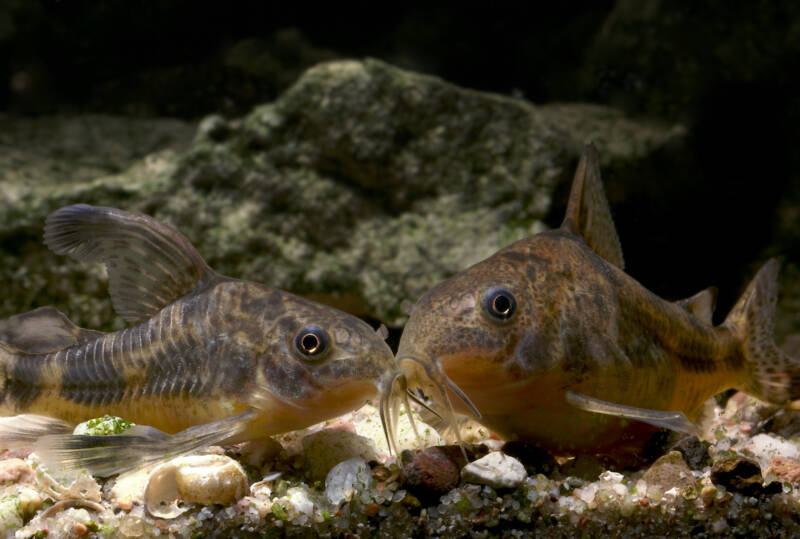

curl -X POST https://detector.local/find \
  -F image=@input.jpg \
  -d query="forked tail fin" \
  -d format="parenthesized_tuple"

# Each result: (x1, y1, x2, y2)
(724, 259, 800, 407)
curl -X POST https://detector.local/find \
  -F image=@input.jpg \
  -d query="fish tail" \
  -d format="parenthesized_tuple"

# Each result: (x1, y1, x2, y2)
(724, 259, 800, 406)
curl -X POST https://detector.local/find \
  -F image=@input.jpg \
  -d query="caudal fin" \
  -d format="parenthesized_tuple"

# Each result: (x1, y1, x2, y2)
(724, 259, 800, 407)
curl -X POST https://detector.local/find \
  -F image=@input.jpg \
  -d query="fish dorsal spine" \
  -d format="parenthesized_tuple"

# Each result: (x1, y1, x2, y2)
(559, 143, 625, 270)
(44, 204, 219, 324)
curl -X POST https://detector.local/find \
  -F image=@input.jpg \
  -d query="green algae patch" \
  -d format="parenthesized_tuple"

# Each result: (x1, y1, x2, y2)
(73, 415, 134, 436)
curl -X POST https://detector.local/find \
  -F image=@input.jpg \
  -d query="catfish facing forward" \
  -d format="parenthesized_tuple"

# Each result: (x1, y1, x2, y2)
(397, 144, 800, 459)
(0, 205, 398, 474)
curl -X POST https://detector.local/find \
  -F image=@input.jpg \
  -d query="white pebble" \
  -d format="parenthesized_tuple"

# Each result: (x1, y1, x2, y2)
(286, 487, 314, 517)
(324, 457, 372, 506)
(461, 452, 527, 489)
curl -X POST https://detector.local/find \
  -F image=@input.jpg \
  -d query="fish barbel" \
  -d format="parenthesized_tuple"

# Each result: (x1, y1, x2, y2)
(0, 204, 401, 474)
(397, 144, 800, 458)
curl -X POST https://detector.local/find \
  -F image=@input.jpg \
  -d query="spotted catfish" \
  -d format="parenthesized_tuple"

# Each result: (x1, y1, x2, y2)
(397, 144, 800, 459)
(0, 205, 399, 475)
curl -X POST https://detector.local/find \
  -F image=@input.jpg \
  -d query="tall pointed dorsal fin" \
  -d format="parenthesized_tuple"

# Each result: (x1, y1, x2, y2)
(0, 306, 103, 354)
(560, 144, 625, 270)
(44, 204, 217, 324)
(675, 287, 718, 324)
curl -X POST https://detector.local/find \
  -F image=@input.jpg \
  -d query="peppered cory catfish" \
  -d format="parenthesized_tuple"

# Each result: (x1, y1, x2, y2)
(0, 205, 397, 474)
(397, 144, 800, 458)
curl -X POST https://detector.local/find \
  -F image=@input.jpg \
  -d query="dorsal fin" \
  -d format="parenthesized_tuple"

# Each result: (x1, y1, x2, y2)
(560, 144, 625, 270)
(675, 287, 718, 324)
(44, 204, 218, 324)
(0, 306, 103, 354)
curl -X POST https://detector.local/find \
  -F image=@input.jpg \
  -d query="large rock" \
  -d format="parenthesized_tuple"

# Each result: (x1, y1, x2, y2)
(0, 59, 685, 329)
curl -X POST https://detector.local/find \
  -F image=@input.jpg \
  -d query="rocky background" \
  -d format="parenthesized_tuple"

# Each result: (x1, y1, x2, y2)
(0, 2, 797, 344)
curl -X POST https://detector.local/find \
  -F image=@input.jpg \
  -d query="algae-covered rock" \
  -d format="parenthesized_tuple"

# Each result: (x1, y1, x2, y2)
(73, 415, 134, 436)
(0, 59, 685, 328)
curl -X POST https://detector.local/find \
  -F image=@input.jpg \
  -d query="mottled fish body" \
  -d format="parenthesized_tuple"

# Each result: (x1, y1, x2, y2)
(0, 205, 397, 474)
(397, 144, 799, 458)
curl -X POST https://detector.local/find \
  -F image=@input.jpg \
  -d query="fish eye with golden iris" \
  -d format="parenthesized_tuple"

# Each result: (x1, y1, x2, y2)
(1, 145, 798, 536)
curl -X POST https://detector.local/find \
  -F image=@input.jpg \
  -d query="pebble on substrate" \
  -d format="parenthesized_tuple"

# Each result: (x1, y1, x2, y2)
(501, 441, 558, 476)
(710, 455, 780, 497)
(0, 458, 34, 485)
(301, 429, 379, 481)
(745, 433, 800, 470)
(767, 456, 800, 484)
(668, 436, 710, 469)
(324, 457, 373, 506)
(640, 450, 697, 501)
(461, 452, 527, 489)
(403, 447, 460, 496)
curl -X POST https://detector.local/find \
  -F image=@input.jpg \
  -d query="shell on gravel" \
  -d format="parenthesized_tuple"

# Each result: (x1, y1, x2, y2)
(144, 454, 248, 519)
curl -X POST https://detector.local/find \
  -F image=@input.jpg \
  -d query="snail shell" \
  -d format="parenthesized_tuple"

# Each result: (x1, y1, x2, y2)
(145, 455, 248, 519)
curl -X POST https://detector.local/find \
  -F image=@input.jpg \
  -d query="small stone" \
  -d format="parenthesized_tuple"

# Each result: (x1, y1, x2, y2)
(16, 487, 42, 518)
(668, 436, 710, 469)
(286, 487, 314, 517)
(559, 454, 606, 481)
(767, 456, 800, 484)
(711, 455, 767, 496)
(0, 495, 24, 531)
(501, 441, 557, 475)
(461, 451, 527, 489)
(745, 433, 800, 470)
(73, 415, 133, 436)
(302, 429, 379, 481)
(403, 447, 460, 494)
(225, 437, 282, 469)
(324, 457, 372, 506)
(0, 458, 34, 485)
(711, 516, 729, 533)
(701, 485, 717, 507)
(641, 451, 697, 500)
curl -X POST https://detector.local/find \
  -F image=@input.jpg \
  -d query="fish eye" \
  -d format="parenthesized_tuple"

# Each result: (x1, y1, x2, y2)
(482, 287, 517, 322)
(293, 325, 331, 360)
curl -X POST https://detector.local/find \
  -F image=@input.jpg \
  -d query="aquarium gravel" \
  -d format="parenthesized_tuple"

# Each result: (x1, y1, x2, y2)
(3, 394, 800, 537)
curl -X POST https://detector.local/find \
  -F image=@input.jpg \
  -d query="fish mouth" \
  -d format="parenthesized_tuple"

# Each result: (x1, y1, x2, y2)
(395, 354, 482, 447)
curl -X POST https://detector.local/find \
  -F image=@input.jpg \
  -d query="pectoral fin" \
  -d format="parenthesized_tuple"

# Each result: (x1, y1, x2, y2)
(44, 204, 220, 324)
(34, 409, 260, 477)
(565, 391, 700, 436)
(0, 307, 103, 354)
(0, 414, 73, 448)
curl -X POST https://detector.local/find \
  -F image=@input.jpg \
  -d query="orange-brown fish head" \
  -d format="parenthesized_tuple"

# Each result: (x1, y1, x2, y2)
(396, 240, 563, 422)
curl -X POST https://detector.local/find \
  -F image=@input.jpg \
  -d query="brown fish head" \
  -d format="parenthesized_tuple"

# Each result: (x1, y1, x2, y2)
(252, 292, 395, 410)
(396, 237, 570, 429)
(242, 289, 403, 441)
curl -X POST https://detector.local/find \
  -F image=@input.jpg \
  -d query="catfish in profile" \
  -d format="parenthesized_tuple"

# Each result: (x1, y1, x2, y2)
(0, 205, 402, 475)
(396, 144, 799, 459)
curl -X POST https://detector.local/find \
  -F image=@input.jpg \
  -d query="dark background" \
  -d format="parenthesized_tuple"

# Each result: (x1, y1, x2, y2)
(2, 1, 798, 324)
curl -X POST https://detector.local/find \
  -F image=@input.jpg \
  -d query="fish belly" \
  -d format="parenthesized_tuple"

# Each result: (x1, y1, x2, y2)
(16, 393, 249, 434)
